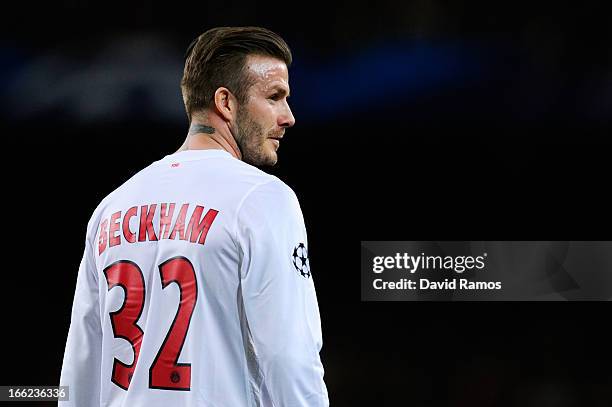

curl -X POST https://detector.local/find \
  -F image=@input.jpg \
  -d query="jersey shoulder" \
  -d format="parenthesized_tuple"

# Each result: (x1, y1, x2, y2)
(237, 170, 303, 232)
(84, 161, 158, 238)
(84, 153, 299, 236)
(217, 156, 299, 205)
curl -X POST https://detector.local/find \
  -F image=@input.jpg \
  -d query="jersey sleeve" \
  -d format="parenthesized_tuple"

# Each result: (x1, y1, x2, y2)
(236, 179, 329, 407)
(59, 217, 102, 407)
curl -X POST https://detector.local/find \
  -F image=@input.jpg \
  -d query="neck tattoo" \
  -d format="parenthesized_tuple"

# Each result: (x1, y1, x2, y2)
(188, 124, 216, 135)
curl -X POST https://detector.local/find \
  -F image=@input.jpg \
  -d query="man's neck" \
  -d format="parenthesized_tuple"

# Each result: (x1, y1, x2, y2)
(177, 116, 242, 160)
(188, 124, 216, 135)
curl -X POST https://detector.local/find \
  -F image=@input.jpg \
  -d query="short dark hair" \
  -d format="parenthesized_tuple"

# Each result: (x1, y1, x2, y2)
(181, 26, 292, 121)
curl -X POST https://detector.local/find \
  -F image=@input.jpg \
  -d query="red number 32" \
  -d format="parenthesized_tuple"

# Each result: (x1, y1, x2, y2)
(103, 256, 197, 391)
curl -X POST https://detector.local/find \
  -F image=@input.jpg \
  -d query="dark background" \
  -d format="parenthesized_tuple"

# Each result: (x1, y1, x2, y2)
(2, 1, 611, 406)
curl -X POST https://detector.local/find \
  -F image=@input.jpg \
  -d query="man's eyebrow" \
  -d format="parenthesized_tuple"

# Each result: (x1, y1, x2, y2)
(270, 85, 290, 97)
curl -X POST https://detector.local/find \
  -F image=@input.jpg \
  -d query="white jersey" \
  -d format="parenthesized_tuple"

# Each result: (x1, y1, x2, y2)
(60, 149, 328, 407)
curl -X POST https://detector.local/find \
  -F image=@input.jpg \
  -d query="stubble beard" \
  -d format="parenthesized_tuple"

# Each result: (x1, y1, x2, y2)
(234, 106, 278, 167)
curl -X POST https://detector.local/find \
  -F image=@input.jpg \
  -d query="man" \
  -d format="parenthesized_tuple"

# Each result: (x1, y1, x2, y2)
(60, 26, 329, 407)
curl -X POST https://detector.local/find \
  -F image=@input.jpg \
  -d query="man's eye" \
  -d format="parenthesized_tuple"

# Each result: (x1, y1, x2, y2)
(269, 93, 282, 101)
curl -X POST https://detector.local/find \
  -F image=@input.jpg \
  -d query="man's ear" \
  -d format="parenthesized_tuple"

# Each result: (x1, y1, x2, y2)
(214, 87, 238, 122)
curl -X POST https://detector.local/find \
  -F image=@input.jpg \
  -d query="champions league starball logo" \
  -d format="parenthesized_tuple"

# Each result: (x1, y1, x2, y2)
(292, 243, 311, 278)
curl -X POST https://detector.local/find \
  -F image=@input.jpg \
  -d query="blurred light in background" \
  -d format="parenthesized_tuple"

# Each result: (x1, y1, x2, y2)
(3, 34, 185, 123)
(2, 35, 488, 125)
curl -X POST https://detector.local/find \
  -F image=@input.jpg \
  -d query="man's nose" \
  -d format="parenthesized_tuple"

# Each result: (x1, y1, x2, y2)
(279, 104, 296, 128)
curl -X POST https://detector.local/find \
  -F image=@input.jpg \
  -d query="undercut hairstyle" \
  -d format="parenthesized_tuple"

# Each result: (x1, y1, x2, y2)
(181, 26, 292, 121)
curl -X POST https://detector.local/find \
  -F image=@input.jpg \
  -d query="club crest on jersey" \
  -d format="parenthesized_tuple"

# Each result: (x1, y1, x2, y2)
(292, 243, 311, 278)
